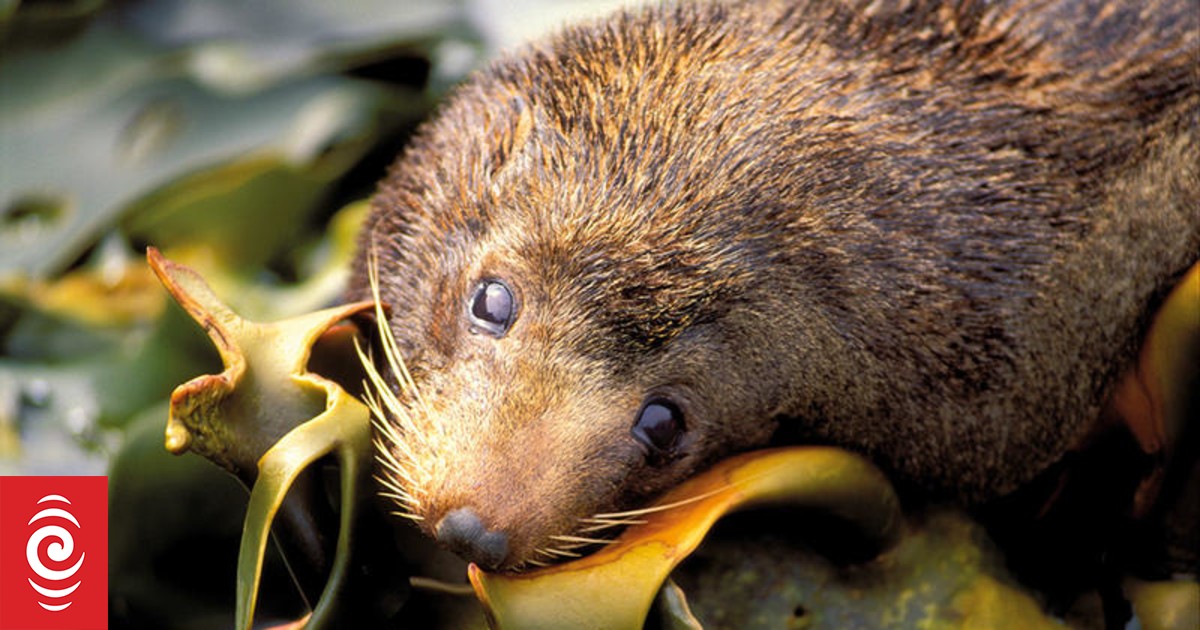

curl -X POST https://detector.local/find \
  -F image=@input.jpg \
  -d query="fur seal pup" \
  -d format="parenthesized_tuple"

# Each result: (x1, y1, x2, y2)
(350, 0, 1199, 572)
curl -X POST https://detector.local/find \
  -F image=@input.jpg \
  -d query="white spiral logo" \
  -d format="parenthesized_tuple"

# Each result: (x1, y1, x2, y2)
(26, 494, 85, 612)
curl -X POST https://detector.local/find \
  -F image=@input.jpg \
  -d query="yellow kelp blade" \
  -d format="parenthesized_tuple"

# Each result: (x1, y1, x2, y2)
(1110, 261, 1199, 496)
(1110, 261, 1200, 628)
(148, 248, 376, 630)
(1125, 578, 1200, 630)
(147, 246, 373, 472)
(236, 383, 371, 630)
(469, 447, 903, 630)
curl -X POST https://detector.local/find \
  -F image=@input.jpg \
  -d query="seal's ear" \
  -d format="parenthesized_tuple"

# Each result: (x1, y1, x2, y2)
(486, 96, 535, 182)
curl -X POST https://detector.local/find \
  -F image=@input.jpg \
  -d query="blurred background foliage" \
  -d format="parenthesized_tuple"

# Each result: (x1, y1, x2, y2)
(0, 0, 632, 626)
(9, 2, 1193, 629)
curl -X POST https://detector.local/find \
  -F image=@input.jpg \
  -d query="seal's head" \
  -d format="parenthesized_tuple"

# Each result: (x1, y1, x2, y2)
(350, 5, 836, 570)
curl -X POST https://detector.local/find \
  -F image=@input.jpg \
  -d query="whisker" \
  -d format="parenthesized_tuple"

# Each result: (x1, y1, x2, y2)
(379, 488, 418, 508)
(373, 439, 418, 484)
(372, 448, 410, 480)
(377, 489, 420, 507)
(354, 318, 412, 427)
(364, 388, 414, 445)
(377, 469, 417, 493)
(375, 423, 409, 455)
(359, 343, 433, 482)
(591, 485, 728, 519)
(374, 460, 416, 492)
(579, 515, 648, 524)
(409, 576, 475, 596)
(379, 494, 417, 508)
(372, 433, 412, 469)
(372, 468, 423, 505)
(373, 470, 410, 493)
(578, 517, 647, 528)
(352, 253, 446, 531)
(373, 474, 412, 495)
(357, 342, 420, 437)
(577, 523, 641, 534)
(541, 547, 582, 559)
(360, 364, 432, 484)
(374, 480, 421, 506)
(547, 535, 615, 546)
(366, 249, 429, 415)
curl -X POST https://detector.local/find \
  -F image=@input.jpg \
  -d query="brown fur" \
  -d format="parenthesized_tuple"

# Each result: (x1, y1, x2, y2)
(350, 0, 1200, 571)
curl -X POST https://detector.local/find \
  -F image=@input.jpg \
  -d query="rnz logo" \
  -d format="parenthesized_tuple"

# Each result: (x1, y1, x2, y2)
(0, 475, 107, 630)
(26, 495, 86, 612)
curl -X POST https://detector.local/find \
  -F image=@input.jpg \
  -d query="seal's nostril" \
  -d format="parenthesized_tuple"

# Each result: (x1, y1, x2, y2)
(436, 507, 485, 543)
(435, 507, 509, 570)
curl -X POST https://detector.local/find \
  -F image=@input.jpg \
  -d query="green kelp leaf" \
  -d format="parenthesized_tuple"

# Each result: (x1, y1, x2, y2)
(0, 0, 106, 48)
(655, 580, 704, 630)
(0, 0, 17, 22)
(108, 404, 308, 630)
(113, 0, 653, 97)
(468, 0, 647, 53)
(0, 363, 111, 475)
(148, 249, 378, 628)
(117, 89, 389, 274)
(0, 244, 219, 468)
(0, 0, 104, 23)
(0, 197, 365, 480)
(146, 247, 371, 478)
(236, 383, 371, 630)
(0, 21, 159, 119)
(0, 234, 165, 329)
(0, 27, 399, 278)
(117, 0, 476, 94)
(147, 199, 371, 322)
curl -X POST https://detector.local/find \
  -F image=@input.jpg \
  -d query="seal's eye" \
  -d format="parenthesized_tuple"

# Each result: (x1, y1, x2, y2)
(632, 398, 684, 456)
(468, 279, 516, 337)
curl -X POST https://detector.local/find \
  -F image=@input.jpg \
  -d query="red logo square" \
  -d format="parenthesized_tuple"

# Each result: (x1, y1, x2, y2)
(0, 476, 108, 630)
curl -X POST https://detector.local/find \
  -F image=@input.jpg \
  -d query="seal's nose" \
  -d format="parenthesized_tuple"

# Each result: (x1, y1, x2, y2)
(435, 507, 509, 570)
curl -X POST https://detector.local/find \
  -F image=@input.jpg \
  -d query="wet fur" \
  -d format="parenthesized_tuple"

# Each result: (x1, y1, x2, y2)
(351, 0, 1200, 570)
